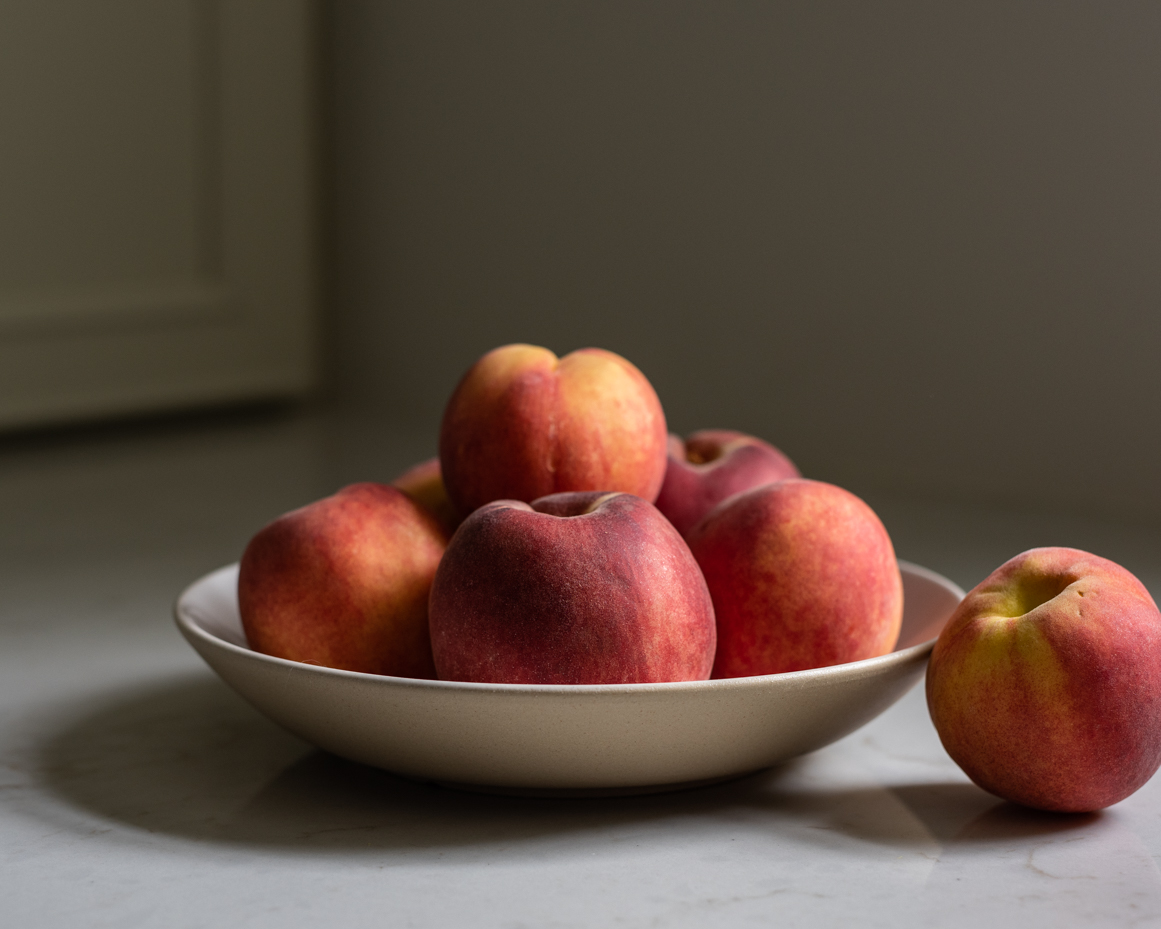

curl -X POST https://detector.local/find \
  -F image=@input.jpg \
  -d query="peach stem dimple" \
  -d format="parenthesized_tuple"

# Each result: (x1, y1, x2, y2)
(685, 441, 724, 465)
(582, 492, 621, 515)
(1007, 573, 1073, 617)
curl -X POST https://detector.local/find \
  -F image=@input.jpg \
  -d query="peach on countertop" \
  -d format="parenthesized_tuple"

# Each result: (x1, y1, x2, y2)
(927, 547, 1161, 812)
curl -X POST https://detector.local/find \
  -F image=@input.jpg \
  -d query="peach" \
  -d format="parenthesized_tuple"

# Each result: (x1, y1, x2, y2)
(655, 429, 800, 536)
(392, 456, 463, 537)
(439, 344, 668, 515)
(927, 547, 1161, 812)
(238, 483, 447, 677)
(687, 479, 903, 677)
(428, 491, 716, 684)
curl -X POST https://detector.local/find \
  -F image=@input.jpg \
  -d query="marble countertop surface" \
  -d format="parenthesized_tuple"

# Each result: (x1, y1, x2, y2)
(4, 407, 1161, 928)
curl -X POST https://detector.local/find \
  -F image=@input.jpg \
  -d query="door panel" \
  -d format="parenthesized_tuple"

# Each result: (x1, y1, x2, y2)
(0, 0, 318, 428)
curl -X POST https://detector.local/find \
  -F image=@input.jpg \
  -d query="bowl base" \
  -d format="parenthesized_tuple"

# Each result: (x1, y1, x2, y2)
(428, 770, 763, 798)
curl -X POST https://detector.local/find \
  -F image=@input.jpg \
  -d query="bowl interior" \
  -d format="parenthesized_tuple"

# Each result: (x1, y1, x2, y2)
(178, 559, 964, 689)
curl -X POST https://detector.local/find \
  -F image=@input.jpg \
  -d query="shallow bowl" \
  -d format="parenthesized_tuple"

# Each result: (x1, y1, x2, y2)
(175, 560, 963, 795)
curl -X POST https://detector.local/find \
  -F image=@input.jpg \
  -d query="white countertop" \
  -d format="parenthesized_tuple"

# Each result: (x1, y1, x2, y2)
(5, 408, 1161, 928)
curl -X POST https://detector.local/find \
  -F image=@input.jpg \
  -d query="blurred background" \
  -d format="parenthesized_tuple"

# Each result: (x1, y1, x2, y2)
(2, 0, 1160, 553)
(329, 1, 1161, 522)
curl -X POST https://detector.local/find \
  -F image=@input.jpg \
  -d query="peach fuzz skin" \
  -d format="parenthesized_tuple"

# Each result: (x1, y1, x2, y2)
(238, 483, 447, 678)
(687, 479, 903, 678)
(926, 548, 1161, 812)
(392, 456, 463, 538)
(654, 429, 800, 537)
(428, 491, 716, 685)
(438, 344, 668, 515)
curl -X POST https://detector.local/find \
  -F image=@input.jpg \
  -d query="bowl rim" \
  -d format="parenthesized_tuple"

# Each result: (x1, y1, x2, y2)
(175, 559, 964, 697)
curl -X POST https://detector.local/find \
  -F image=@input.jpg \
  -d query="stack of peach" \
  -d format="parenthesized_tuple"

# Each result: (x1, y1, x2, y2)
(240, 344, 903, 685)
(238, 343, 1161, 814)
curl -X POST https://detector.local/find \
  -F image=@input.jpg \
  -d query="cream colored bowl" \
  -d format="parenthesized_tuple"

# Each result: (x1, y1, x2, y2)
(175, 560, 963, 795)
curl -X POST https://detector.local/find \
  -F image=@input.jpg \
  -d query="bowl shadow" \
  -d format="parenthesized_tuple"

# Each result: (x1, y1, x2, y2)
(32, 672, 1101, 855)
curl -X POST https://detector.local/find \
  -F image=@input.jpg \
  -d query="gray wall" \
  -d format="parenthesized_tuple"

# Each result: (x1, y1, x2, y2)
(330, 1, 1161, 522)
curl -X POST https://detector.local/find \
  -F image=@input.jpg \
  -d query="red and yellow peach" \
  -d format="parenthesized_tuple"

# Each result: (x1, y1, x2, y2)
(439, 344, 668, 515)
(687, 479, 903, 677)
(927, 547, 1161, 812)
(392, 456, 463, 538)
(238, 482, 447, 678)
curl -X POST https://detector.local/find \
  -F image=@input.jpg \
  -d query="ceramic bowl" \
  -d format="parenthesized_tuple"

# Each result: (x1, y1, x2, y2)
(175, 560, 963, 795)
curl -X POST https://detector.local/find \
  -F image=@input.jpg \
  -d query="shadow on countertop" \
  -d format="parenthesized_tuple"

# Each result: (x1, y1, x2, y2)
(30, 672, 1099, 858)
